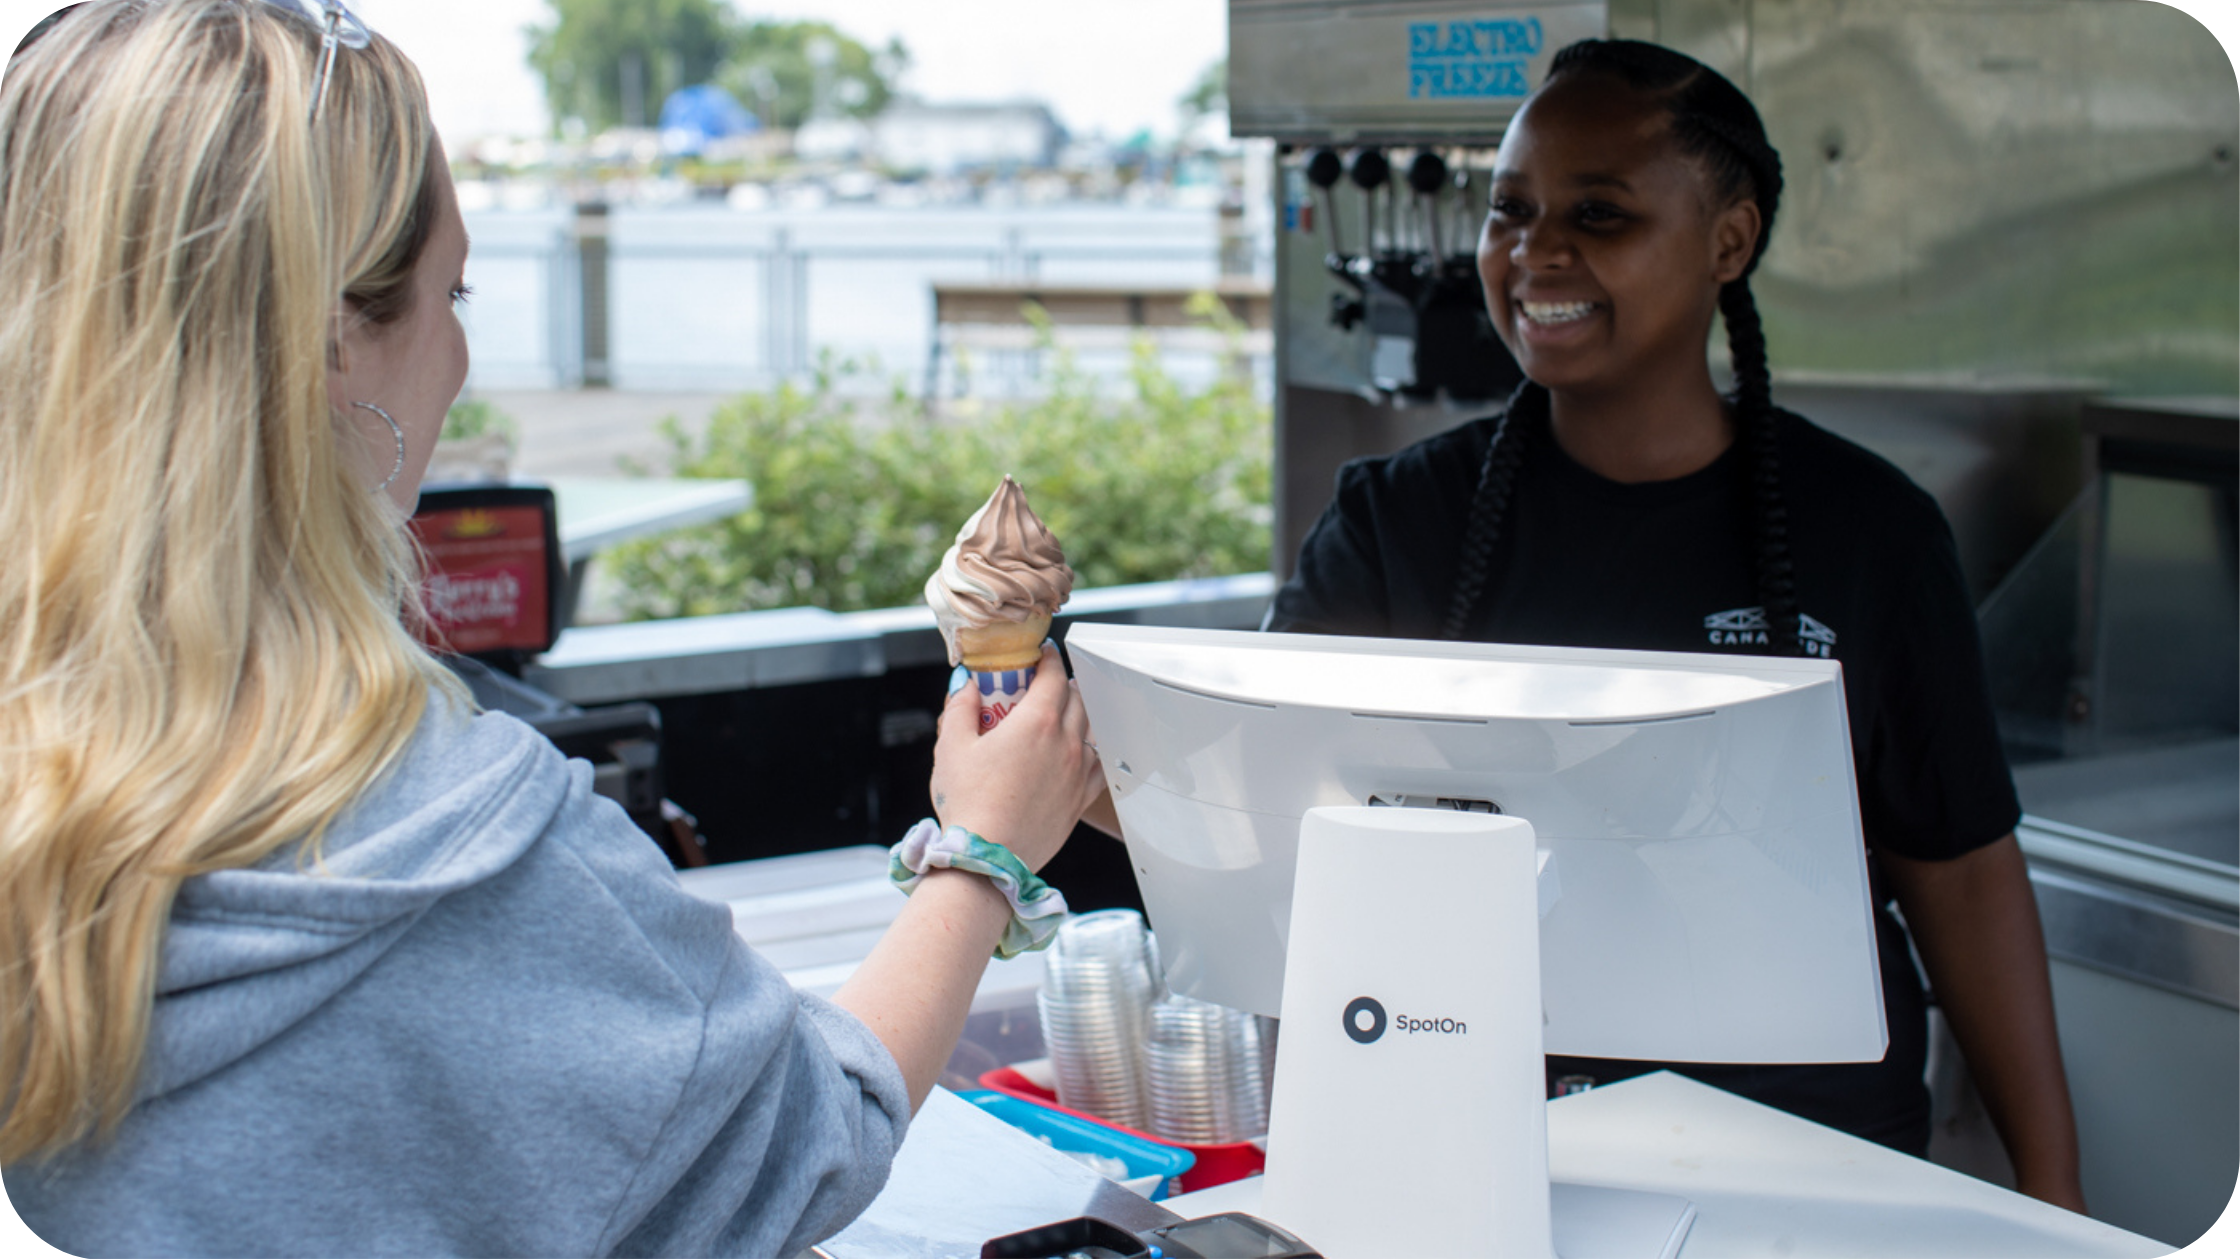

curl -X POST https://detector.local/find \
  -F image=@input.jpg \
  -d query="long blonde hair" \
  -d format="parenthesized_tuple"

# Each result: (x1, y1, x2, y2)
(0, 0, 455, 1163)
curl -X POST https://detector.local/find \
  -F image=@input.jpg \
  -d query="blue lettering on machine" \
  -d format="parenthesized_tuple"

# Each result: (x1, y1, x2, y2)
(1408, 18, 1543, 100)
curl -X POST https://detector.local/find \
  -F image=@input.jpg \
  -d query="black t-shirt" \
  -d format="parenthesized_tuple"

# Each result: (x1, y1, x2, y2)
(1267, 406, 2022, 1151)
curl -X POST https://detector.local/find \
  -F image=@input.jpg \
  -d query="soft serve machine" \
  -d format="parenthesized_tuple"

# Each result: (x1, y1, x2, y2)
(1231, 0, 1599, 569)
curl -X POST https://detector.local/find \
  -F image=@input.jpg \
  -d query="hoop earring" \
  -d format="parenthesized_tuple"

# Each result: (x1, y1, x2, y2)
(352, 401, 405, 490)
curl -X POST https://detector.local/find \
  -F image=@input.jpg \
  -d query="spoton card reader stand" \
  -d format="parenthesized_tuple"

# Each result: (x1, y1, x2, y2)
(1258, 806, 1695, 1259)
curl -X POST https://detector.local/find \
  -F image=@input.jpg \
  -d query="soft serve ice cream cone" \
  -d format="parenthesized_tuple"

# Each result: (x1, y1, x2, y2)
(925, 476, 1074, 730)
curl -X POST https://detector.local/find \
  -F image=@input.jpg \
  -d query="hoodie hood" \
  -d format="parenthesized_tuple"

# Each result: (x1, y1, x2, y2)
(143, 701, 567, 1100)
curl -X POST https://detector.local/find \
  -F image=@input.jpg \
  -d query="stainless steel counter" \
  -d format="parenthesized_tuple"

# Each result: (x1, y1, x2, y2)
(2018, 801, 2237, 1011)
(1967, 806, 2240, 1247)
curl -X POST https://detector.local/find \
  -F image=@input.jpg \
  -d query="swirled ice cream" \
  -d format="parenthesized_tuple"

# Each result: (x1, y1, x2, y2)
(926, 476, 1074, 671)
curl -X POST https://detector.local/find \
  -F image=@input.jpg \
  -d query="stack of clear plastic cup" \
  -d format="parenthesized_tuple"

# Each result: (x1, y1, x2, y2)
(1143, 992, 1272, 1145)
(1036, 909, 1160, 1130)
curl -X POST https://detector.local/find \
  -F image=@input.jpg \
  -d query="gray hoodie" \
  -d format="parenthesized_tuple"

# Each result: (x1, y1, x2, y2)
(3, 701, 910, 1258)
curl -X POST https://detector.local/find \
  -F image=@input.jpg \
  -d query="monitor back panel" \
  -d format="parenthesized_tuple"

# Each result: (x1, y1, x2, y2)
(1067, 625, 1886, 1065)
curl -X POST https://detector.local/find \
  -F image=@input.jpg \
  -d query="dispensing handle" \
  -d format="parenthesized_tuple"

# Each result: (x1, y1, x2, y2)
(1347, 147, 1390, 189)
(1450, 166, 1475, 261)
(1347, 148, 1389, 253)
(1406, 151, 1449, 260)
(1304, 147, 1346, 261)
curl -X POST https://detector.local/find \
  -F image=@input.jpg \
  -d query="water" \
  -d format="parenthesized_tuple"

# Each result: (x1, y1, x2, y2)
(458, 202, 1257, 396)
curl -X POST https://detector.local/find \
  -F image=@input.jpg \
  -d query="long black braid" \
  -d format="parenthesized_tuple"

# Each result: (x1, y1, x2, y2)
(1440, 379, 1544, 639)
(1441, 39, 1802, 655)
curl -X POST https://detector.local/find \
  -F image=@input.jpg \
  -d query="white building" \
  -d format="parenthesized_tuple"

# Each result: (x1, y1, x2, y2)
(871, 100, 1065, 174)
(791, 117, 873, 163)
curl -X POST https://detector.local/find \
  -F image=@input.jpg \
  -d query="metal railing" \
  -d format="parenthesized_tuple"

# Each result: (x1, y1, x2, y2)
(461, 206, 1269, 394)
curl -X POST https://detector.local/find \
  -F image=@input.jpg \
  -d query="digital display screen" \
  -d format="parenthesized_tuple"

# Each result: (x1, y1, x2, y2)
(1152, 1213, 1306, 1258)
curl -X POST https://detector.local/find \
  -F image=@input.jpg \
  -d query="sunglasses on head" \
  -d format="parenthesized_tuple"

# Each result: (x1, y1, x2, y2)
(13, 1, 371, 120)
(296, 0, 370, 120)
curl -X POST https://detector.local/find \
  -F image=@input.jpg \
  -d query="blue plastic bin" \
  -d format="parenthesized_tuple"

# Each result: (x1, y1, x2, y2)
(956, 1089, 1196, 1201)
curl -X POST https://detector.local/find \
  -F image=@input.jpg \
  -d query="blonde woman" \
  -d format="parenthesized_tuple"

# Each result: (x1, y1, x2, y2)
(0, 3, 1104, 1255)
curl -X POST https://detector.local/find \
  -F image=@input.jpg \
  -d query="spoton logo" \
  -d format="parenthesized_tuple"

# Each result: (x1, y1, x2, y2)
(1344, 995, 1470, 1044)
(1343, 996, 1387, 1044)
(1396, 1015, 1469, 1035)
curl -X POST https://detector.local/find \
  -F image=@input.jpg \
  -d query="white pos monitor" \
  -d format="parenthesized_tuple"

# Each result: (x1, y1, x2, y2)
(1064, 623, 1887, 1066)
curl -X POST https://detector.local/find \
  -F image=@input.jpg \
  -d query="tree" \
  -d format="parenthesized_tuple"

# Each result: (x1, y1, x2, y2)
(716, 21, 908, 131)
(1180, 58, 1226, 125)
(528, 0, 734, 133)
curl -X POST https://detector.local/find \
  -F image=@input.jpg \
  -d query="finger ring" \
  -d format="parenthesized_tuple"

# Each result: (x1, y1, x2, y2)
(1082, 739, 1099, 753)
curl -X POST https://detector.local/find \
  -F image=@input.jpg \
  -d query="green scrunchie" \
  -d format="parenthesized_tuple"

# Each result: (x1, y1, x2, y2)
(889, 819, 1069, 959)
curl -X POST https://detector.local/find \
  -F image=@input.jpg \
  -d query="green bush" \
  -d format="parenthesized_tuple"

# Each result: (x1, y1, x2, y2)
(607, 299, 1272, 619)
(442, 397, 521, 444)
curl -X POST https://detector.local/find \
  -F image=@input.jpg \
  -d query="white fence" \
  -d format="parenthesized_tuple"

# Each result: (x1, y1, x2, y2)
(459, 203, 1271, 395)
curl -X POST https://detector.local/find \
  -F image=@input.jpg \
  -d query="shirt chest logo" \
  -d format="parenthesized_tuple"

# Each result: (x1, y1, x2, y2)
(1704, 606, 1838, 658)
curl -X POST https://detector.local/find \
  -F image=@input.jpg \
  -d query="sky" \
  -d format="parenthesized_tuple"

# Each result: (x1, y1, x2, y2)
(0, 0, 1232, 145)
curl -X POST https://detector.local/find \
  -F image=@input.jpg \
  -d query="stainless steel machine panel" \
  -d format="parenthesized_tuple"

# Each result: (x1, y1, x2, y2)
(1259, 0, 2236, 403)
(1230, 0, 1608, 143)
(1748, 0, 2238, 397)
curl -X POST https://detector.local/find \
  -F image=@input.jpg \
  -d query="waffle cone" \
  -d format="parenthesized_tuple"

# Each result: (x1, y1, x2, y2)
(958, 615, 1052, 671)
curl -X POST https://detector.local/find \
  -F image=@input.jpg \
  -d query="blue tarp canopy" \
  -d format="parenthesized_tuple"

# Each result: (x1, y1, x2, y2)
(659, 84, 760, 156)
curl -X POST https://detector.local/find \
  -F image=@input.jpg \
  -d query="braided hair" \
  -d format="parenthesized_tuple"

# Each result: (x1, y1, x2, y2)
(1441, 39, 1802, 655)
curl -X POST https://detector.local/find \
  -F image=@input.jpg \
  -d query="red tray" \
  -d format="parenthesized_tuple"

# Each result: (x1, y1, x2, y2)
(977, 1065, 1265, 1193)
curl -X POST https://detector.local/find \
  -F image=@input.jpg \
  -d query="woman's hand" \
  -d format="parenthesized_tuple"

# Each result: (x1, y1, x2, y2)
(838, 644, 1104, 1111)
(929, 643, 1105, 873)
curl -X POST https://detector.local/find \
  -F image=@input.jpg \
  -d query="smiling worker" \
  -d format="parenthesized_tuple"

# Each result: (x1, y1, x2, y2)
(1264, 39, 2087, 1211)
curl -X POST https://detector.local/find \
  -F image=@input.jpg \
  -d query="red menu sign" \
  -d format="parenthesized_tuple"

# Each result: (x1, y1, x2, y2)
(409, 505, 551, 654)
